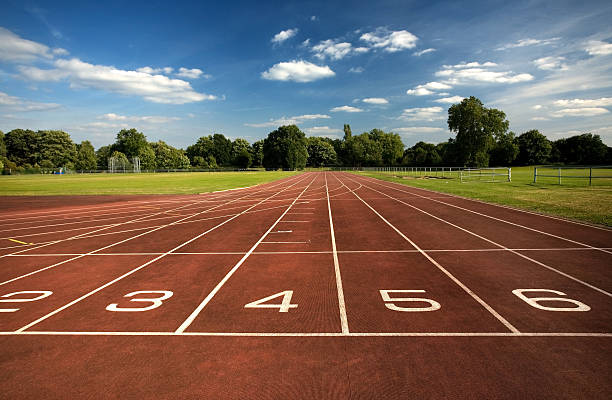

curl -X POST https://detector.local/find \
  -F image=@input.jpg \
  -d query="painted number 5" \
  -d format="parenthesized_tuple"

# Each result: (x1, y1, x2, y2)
(106, 290, 173, 312)
(380, 290, 441, 312)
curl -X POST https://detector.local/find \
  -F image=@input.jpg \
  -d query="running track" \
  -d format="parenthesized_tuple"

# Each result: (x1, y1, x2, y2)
(0, 172, 610, 399)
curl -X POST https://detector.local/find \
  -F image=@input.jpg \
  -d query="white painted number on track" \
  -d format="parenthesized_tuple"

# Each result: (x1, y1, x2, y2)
(106, 290, 174, 312)
(380, 290, 441, 312)
(244, 291, 297, 313)
(0, 291, 53, 313)
(512, 289, 591, 312)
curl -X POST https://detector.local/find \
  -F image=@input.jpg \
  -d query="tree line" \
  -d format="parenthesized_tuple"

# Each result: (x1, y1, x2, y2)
(1, 96, 610, 172)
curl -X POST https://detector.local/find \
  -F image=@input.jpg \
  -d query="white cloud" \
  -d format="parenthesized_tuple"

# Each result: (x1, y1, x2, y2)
(399, 107, 444, 121)
(362, 97, 388, 104)
(245, 114, 330, 128)
(413, 48, 436, 56)
(136, 66, 174, 75)
(271, 28, 298, 44)
(434, 96, 464, 104)
(360, 28, 418, 52)
(302, 39, 311, 47)
(394, 126, 444, 134)
(261, 60, 335, 82)
(435, 62, 533, 85)
(585, 40, 612, 56)
(533, 56, 568, 71)
(52, 48, 69, 56)
(532, 105, 543, 110)
(19, 58, 216, 104)
(551, 108, 609, 117)
(531, 117, 550, 121)
(330, 105, 364, 113)
(554, 98, 612, 108)
(406, 81, 452, 96)
(0, 91, 61, 112)
(310, 16, 318, 21)
(0, 27, 58, 62)
(304, 126, 342, 137)
(176, 67, 205, 79)
(496, 37, 560, 51)
(348, 66, 364, 73)
(98, 113, 181, 124)
(311, 39, 354, 60)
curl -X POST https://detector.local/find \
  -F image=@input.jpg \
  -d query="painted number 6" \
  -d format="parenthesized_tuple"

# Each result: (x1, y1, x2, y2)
(106, 290, 173, 312)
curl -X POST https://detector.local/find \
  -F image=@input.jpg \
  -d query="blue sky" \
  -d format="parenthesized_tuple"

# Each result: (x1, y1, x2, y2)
(1, 0, 611, 148)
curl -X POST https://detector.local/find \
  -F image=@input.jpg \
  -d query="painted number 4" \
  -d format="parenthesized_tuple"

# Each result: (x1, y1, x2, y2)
(244, 291, 297, 313)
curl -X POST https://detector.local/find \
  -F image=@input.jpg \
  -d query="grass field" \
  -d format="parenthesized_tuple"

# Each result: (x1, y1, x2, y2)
(0, 171, 299, 196)
(354, 166, 612, 227)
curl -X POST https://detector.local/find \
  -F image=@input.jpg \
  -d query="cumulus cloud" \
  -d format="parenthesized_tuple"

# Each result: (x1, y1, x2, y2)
(19, 58, 216, 104)
(360, 28, 418, 52)
(136, 66, 174, 75)
(362, 97, 388, 104)
(176, 67, 205, 79)
(554, 97, 612, 107)
(330, 105, 364, 113)
(434, 95, 465, 104)
(312, 39, 354, 60)
(496, 37, 560, 51)
(551, 108, 609, 117)
(271, 28, 298, 44)
(585, 40, 612, 56)
(0, 27, 66, 62)
(304, 126, 343, 137)
(399, 107, 444, 121)
(407, 81, 452, 95)
(245, 114, 331, 128)
(413, 48, 436, 56)
(533, 56, 568, 71)
(98, 113, 181, 124)
(261, 60, 335, 82)
(435, 62, 533, 85)
(348, 66, 364, 73)
(0, 91, 61, 112)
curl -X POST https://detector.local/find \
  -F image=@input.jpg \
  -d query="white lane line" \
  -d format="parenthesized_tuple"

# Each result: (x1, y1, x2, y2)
(279, 220, 309, 223)
(286, 212, 314, 215)
(325, 172, 349, 334)
(261, 241, 310, 244)
(348, 174, 612, 298)
(175, 175, 317, 334)
(1, 331, 610, 337)
(358, 174, 612, 254)
(271, 230, 293, 233)
(15, 175, 312, 333)
(334, 173, 520, 333)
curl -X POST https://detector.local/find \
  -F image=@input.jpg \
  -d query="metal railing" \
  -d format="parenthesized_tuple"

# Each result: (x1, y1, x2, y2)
(533, 166, 612, 185)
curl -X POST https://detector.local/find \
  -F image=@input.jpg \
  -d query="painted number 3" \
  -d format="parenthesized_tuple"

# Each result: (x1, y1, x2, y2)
(106, 291, 174, 312)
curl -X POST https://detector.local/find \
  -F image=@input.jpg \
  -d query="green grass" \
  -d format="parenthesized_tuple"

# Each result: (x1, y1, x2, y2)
(0, 171, 300, 196)
(354, 166, 612, 227)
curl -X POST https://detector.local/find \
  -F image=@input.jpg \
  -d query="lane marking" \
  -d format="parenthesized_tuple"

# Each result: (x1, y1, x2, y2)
(7, 239, 34, 245)
(325, 172, 349, 334)
(261, 241, 309, 244)
(271, 230, 293, 233)
(15, 174, 313, 333)
(334, 172, 520, 333)
(347, 174, 612, 298)
(1, 331, 610, 337)
(176, 175, 317, 334)
(279, 220, 309, 223)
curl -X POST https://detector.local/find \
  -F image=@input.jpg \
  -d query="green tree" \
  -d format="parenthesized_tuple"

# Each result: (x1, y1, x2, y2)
(516, 129, 551, 165)
(211, 133, 232, 166)
(96, 145, 112, 169)
(552, 133, 608, 164)
(138, 145, 157, 170)
(109, 150, 130, 171)
(354, 133, 382, 166)
(5, 129, 39, 166)
(447, 96, 509, 167)
(250, 140, 264, 167)
(37, 130, 77, 167)
(186, 136, 215, 166)
(150, 140, 190, 169)
(307, 137, 337, 167)
(402, 142, 441, 166)
(343, 124, 352, 140)
(231, 138, 252, 166)
(114, 128, 148, 159)
(0, 130, 6, 158)
(372, 129, 404, 165)
(75, 140, 97, 170)
(263, 125, 308, 170)
(490, 132, 519, 166)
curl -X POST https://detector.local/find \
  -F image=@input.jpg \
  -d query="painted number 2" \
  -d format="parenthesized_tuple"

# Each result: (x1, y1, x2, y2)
(106, 291, 173, 312)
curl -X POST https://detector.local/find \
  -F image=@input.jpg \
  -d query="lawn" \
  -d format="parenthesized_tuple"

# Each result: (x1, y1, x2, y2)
(353, 166, 612, 227)
(0, 171, 300, 196)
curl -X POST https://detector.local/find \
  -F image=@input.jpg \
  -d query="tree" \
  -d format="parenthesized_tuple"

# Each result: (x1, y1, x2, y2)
(551, 133, 608, 165)
(211, 133, 232, 166)
(231, 138, 252, 166)
(114, 128, 148, 159)
(4, 129, 39, 166)
(250, 140, 264, 167)
(263, 125, 308, 170)
(150, 140, 190, 169)
(307, 137, 337, 167)
(137, 145, 157, 170)
(0, 130, 6, 159)
(402, 142, 441, 166)
(96, 145, 112, 169)
(371, 129, 403, 165)
(343, 124, 352, 140)
(75, 140, 97, 170)
(490, 132, 519, 166)
(353, 133, 382, 166)
(37, 130, 77, 168)
(109, 150, 130, 171)
(516, 129, 551, 165)
(186, 136, 215, 166)
(447, 96, 509, 167)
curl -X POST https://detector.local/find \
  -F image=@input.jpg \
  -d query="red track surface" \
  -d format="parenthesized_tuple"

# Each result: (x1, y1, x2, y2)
(0, 172, 610, 399)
